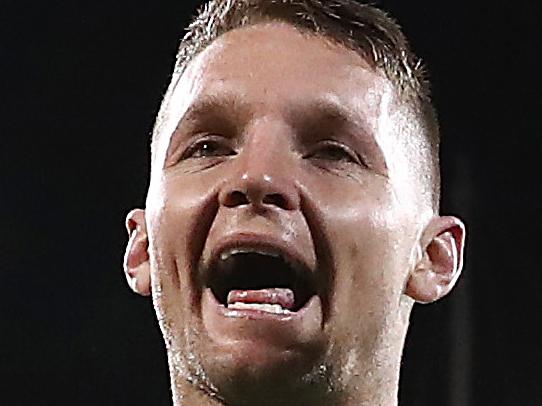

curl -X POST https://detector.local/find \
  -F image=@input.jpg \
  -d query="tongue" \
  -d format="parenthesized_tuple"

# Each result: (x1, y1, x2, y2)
(227, 288, 295, 310)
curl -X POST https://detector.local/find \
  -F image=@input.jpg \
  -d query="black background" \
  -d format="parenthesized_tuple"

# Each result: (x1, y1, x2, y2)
(1, 1, 541, 405)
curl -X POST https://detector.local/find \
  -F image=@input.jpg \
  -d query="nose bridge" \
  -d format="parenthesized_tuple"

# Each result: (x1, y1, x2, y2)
(219, 117, 300, 211)
(245, 117, 291, 174)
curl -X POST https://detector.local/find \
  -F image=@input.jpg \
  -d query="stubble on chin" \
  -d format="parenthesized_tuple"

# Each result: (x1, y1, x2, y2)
(166, 332, 347, 406)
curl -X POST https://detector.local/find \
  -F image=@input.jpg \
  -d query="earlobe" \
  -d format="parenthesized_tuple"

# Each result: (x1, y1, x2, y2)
(123, 208, 151, 296)
(405, 216, 466, 304)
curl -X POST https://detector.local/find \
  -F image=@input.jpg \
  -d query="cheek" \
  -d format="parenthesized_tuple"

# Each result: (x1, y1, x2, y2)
(148, 170, 221, 263)
(146, 173, 221, 324)
(321, 188, 413, 338)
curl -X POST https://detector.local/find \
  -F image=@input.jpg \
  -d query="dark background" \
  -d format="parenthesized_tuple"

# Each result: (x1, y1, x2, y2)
(1, 1, 540, 405)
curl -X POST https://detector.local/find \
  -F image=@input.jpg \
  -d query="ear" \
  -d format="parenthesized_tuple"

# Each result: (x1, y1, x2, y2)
(405, 216, 466, 304)
(123, 208, 151, 296)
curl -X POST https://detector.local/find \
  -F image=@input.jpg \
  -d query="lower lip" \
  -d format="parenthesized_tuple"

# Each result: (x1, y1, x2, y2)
(201, 288, 324, 346)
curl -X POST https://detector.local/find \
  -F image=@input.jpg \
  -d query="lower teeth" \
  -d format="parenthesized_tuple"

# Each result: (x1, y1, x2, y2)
(228, 302, 291, 315)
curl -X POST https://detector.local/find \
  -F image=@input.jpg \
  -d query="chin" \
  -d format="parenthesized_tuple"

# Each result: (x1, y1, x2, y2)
(198, 341, 332, 405)
(209, 335, 323, 375)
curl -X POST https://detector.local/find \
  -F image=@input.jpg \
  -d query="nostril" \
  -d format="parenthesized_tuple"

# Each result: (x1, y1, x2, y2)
(263, 193, 288, 209)
(224, 190, 250, 208)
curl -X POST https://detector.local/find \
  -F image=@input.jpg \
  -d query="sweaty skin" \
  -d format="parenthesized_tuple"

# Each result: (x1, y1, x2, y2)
(125, 22, 465, 406)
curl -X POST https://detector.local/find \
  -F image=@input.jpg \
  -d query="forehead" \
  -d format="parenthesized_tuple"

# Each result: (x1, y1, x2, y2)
(186, 22, 390, 116)
(158, 22, 396, 141)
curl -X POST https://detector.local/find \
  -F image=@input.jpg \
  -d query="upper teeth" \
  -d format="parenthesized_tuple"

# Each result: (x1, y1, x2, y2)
(228, 302, 292, 315)
(219, 247, 283, 262)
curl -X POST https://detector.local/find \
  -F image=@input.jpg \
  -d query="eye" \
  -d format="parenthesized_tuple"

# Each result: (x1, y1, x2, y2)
(306, 140, 362, 165)
(181, 137, 236, 160)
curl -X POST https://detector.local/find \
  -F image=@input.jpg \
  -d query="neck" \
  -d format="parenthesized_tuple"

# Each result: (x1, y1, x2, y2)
(171, 386, 398, 406)
(170, 367, 400, 406)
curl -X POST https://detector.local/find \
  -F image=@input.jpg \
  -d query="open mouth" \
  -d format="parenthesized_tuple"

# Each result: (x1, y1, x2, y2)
(203, 248, 318, 315)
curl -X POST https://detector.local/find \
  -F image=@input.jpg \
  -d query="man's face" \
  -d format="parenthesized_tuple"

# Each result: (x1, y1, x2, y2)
(145, 22, 426, 401)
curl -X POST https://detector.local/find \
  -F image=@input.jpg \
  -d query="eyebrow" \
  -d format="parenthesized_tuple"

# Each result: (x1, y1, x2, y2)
(164, 93, 250, 158)
(176, 92, 250, 131)
(285, 97, 372, 135)
(286, 97, 387, 168)
(172, 92, 386, 171)
(176, 93, 371, 137)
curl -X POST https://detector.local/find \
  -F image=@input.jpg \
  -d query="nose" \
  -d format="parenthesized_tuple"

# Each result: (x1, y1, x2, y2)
(218, 142, 300, 212)
(219, 173, 299, 211)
